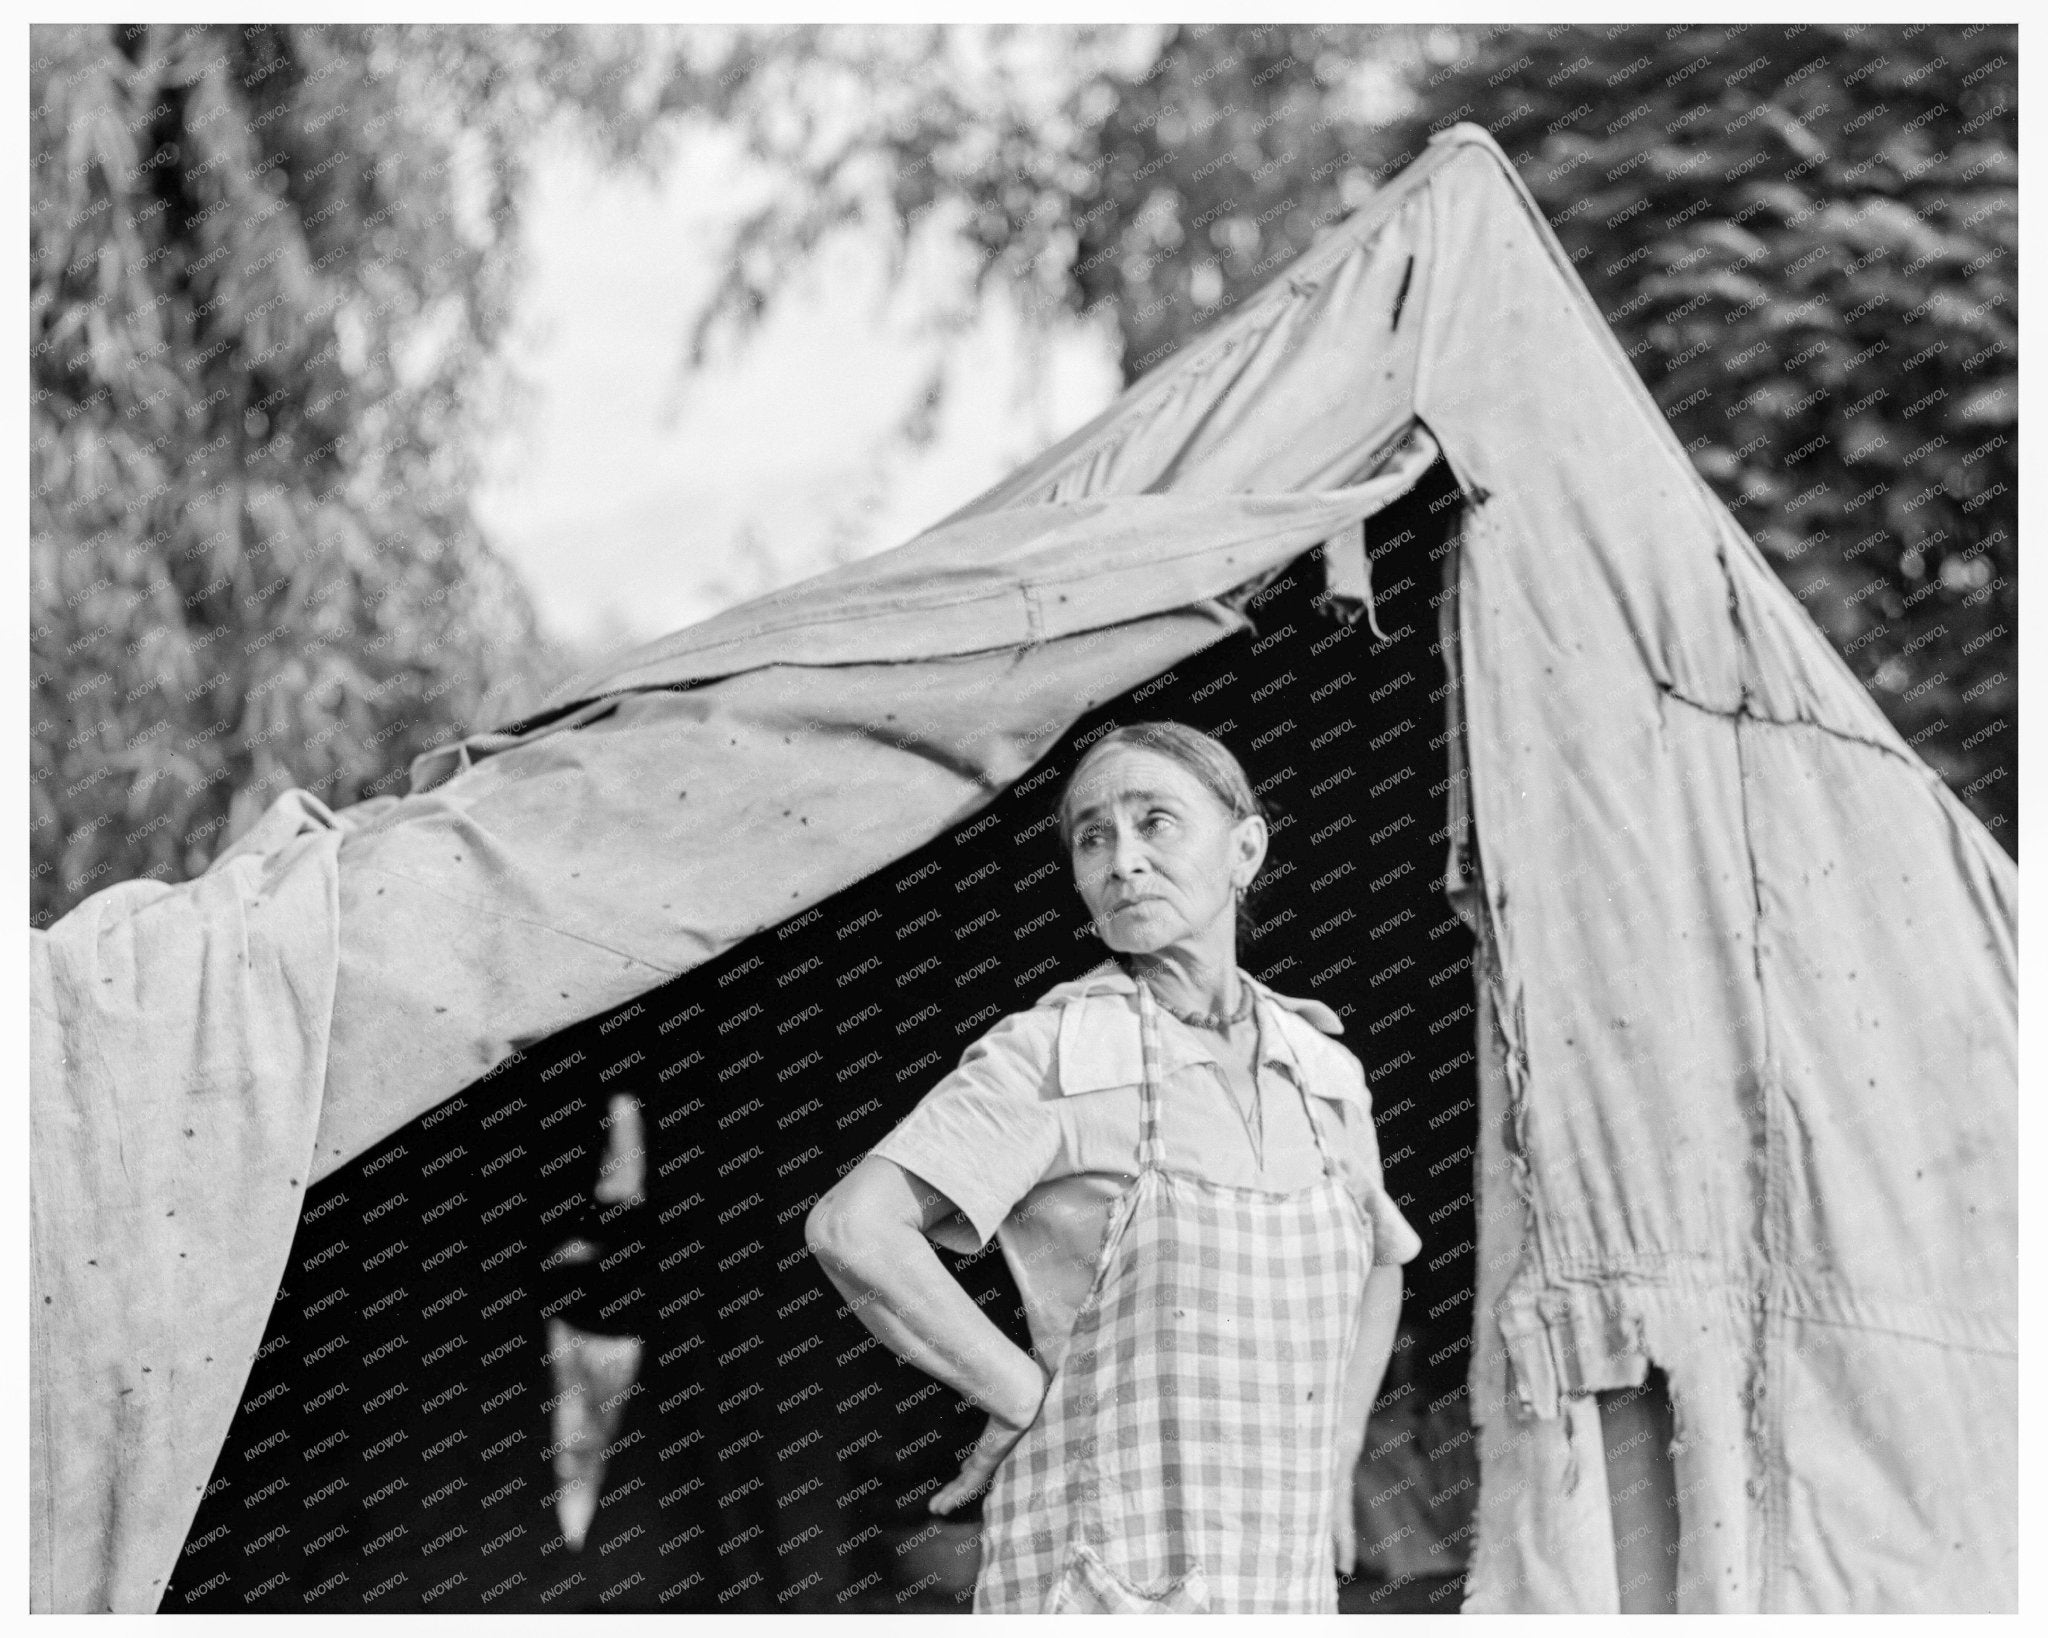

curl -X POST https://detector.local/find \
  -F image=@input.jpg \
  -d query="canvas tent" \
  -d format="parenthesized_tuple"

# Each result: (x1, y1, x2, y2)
(31, 124, 2015, 1613)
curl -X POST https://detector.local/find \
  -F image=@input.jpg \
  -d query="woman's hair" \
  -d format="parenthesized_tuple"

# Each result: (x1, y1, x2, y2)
(1055, 721, 1272, 945)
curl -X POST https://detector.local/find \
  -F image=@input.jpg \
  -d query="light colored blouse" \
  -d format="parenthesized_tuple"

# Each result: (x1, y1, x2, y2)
(868, 957, 1423, 1372)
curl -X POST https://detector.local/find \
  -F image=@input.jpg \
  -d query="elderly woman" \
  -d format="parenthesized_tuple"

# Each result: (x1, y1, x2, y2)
(806, 721, 1422, 1613)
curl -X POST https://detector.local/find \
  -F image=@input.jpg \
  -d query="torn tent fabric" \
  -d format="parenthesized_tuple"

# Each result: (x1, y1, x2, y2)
(29, 126, 2014, 1611)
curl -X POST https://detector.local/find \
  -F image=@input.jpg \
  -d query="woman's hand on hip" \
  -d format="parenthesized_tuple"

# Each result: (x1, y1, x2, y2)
(931, 1355, 1047, 1516)
(931, 1403, 1037, 1516)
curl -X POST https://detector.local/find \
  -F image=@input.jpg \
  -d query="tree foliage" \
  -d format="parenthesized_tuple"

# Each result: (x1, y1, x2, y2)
(29, 22, 694, 925)
(696, 22, 2017, 848)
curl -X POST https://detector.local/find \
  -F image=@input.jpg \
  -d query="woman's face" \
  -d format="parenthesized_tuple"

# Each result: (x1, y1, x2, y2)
(1065, 745, 1266, 958)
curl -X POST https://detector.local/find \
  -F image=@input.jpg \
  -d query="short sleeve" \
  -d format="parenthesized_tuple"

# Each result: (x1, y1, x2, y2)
(865, 1007, 1063, 1255)
(1341, 1073, 1423, 1269)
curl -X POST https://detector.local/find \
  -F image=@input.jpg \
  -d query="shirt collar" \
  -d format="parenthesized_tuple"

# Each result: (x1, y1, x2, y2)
(1047, 958, 1354, 1104)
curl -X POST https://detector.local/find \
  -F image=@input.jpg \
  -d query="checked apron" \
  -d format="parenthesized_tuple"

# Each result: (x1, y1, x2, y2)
(975, 975, 1375, 1613)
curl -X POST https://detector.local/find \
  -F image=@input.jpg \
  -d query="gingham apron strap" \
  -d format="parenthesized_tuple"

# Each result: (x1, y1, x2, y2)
(1134, 973, 1166, 1171)
(1245, 967, 1342, 1180)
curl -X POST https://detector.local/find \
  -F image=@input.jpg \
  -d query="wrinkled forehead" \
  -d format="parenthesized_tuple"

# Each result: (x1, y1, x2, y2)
(1065, 746, 1215, 824)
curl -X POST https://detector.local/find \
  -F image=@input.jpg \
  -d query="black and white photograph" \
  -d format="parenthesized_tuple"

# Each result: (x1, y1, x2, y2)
(24, 12, 2023, 1619)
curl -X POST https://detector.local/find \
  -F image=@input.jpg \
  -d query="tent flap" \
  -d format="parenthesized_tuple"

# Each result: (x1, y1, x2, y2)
(30, 789, 343, 1611)
(1421, 133, 2015, 1612)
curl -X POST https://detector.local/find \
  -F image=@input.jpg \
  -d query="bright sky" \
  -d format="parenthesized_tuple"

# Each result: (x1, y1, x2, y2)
(470, 125, 1123, 655)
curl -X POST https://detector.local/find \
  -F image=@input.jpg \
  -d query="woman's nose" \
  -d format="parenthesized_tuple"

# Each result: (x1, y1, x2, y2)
(1108, 827, 1148, 876)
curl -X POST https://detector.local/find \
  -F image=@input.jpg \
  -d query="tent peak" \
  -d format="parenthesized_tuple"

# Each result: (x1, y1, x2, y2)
(1428, 121, 1511, 159)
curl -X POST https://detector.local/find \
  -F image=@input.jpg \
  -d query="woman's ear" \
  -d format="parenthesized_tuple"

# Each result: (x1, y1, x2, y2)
(1234, 813, 1269, 884)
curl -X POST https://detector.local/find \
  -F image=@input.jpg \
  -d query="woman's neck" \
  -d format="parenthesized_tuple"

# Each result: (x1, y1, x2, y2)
(1121, 947, 1242, 1019)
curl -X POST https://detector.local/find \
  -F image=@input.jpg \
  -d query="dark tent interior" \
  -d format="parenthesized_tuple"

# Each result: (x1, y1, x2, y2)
(168, 460, 1491, 1614)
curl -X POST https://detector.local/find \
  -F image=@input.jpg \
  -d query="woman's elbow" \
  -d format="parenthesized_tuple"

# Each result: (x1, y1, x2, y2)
(804, 1191, 845, 1261)
(804, 1185, 872, 1276)
(807, 1157, 934, 1290)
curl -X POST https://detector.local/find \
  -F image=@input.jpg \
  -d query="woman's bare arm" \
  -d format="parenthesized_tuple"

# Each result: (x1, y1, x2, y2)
(805, 1153, 1046, 1428)
(1339, 1262, 1402, 1455)
(1330, 1262, 1402, 1574)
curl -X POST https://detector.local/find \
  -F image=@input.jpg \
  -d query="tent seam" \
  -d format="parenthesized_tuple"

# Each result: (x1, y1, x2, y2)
(1536, 1261, 2015, 1355)
(347, 864, 689, 977)
(1705, 481, 1788, 1608)
(1657, 681, 1916, 761)
(1728, 705, 1786, 1611)
(1765, 1308, 2018, 1359)
(604, 587, 1025, 660)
